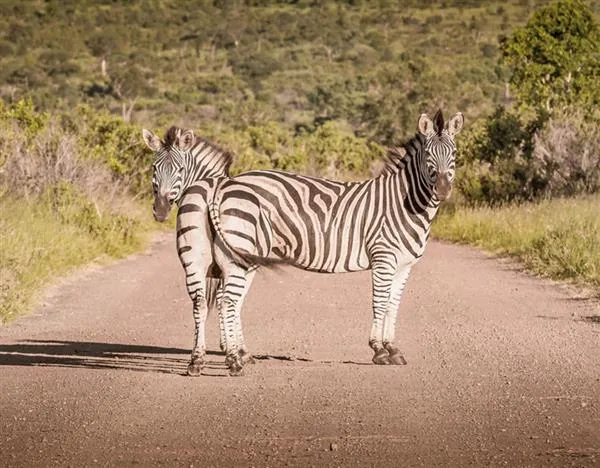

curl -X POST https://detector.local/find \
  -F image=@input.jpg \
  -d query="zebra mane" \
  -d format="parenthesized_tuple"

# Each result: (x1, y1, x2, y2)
(378, 133, 425, 176)
(163, 126, 234, 173)
(193, 136, 234, 173)
(163, 126, 183, 148)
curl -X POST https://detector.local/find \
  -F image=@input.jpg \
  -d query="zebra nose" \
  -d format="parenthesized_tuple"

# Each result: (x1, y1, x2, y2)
(435, 172, 452, 200)
(437, 171, 451, 183)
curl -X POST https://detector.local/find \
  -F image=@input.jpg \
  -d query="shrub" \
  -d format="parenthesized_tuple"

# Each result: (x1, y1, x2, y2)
(456, 107, 545, 204)
(69, 105, 153, 197)
(532, 109, 600, 196)
(501, 0, 600, 113)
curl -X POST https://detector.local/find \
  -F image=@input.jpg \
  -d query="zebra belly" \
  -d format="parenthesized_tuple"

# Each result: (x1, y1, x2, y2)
(268, 229, 370, 273)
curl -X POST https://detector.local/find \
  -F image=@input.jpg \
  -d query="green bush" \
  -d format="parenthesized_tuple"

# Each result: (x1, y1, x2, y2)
(501, 0, 600, 114)
(68, 105, 153, 197)
(2, 98, 49, 137)
(456, 107, 546, 204)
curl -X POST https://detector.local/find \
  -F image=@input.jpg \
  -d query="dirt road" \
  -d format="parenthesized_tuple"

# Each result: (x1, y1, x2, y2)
(1, 234, 599, 467)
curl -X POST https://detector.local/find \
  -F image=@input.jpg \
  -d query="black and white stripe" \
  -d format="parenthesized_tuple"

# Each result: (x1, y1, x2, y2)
(209, 110, 464, 375)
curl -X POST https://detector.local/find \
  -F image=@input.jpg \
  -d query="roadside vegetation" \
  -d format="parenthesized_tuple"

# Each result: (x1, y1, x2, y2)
(434, 195, 600, 289)
(0, 100, 154, 321)
(1, 0, 599, 320)
(436, 0, 600, 291)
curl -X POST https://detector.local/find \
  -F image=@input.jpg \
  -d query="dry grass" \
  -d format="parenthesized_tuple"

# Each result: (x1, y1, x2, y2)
(0, 104, 155, 322)
(0, 196, 153, 322)
(433, 195, 600, 290)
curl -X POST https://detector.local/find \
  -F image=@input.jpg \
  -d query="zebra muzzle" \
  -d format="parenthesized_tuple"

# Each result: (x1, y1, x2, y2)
(153, 195, 172, 222)
(435, 172, 452, 201)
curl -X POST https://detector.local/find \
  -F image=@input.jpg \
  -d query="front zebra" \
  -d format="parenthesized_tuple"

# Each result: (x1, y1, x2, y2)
(142, 126, 233, 376)
(209, 110, 464, 375)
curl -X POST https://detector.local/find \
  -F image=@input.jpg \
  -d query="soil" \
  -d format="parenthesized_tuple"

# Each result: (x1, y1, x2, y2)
(1, 234, 599, 467)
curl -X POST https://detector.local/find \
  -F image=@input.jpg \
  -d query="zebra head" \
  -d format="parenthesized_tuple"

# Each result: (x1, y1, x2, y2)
(142, 127, 195, 222)
(417, 110, 464, 201)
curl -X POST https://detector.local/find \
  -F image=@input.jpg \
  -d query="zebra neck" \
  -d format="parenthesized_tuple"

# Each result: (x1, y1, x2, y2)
(389, 145, 439, 214)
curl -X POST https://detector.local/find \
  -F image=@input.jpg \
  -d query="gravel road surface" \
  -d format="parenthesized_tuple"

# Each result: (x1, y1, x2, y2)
(1, 234, 599, 467)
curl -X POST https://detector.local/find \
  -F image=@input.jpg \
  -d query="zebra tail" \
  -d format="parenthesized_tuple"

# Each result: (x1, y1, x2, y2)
(207, 200, 290, 270)
(205, 277, 220, 317)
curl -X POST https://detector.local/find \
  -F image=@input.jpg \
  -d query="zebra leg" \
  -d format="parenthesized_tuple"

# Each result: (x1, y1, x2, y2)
(220, 270, 250, 376)
(175, 197, 213, 377)
(369, 255, 397, 365)
(382, 264, 412, 365)
(187, 286, 209, 376)
(235, 268, 257, 365)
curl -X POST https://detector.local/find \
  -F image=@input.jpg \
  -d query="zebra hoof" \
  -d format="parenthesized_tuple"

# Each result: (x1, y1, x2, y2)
(225, 353, 245, 376)
(225, 354, 236, 366)
(385, 344, 407, 365)
(187, 359, 203, 376)
(228, 360, 245, 377)
(389, 352, 407, 365)
(240, 350, 255, 365)
(372, 349, 391, 365)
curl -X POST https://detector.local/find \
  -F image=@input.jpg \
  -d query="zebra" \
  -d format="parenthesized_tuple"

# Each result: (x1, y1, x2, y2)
(208, 110, 464, 376)
(142, 126, 238, 376)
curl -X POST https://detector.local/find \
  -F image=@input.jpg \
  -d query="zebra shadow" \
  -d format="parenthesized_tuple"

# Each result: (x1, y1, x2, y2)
(0, 339, 221, 375)
(0, 340, 330, 376)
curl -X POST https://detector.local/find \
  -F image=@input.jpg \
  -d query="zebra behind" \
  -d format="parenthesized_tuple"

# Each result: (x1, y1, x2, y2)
(142, 126, 237, 376)
(209, 110, 464, 376)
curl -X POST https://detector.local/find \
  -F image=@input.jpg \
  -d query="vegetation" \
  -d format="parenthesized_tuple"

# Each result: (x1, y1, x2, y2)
(0, 0, 576, 139)
(458, 0, 600, 204)
(1, 0, 599, 320)
(434, 195, 600, 289)
(0, 100, 154, 321)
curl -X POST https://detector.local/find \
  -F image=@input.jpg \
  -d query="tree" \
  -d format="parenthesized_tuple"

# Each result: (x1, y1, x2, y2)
(500, 0, 600, 113)
(109, 65, 153, 123)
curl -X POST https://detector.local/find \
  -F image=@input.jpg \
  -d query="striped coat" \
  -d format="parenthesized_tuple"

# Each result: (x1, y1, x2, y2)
(209, 110, 464, 375)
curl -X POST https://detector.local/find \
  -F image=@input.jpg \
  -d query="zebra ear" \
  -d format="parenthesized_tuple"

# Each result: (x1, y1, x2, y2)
(418, 114, 435, 136)
(142, 129, 162, 152)
(178, 129, 195, 151)
(447, 112, 464, 137)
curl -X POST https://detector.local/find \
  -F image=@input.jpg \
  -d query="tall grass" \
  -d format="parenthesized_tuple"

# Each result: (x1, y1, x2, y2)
(0, 197, 152, 321)
(433, 196, 600, 289)
(0, 100, 155, 322)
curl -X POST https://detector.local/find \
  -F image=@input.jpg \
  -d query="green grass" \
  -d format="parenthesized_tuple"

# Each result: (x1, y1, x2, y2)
(433, 195, 600, 290)
(0, 196, 154, 322)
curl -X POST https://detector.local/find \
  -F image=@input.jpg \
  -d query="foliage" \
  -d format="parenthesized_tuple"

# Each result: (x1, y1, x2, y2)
(211, 119, 384, 179)
(456, 107, 547, 204)
(0, 100, 153, 321)
(457, 0, 600, 205)
(71, 105, 154, 197)
(501, 0, 600, 114)
(0, 100, 153, 199)
(0, 0, 566, 138)
(2, 98, 49, 137)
